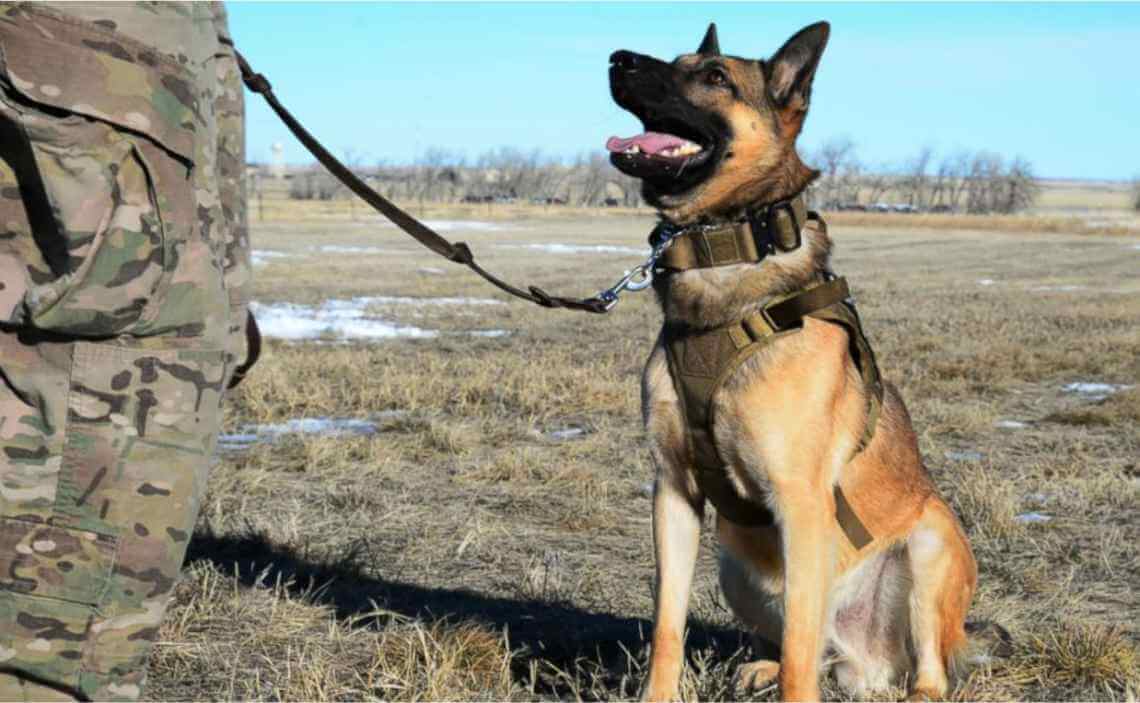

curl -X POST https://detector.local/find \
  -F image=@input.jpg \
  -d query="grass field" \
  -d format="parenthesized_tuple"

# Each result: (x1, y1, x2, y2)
(147, 201, 1139, 701)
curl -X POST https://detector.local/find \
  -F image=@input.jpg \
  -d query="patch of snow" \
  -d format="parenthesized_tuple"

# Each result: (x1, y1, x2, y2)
(1013, 512, 1052, 525)
(1031, 285, 1085, 292)
(250, 297, 507, 342)
(1132, 244, 1140, 250)
(639, 481, 655, 499)
(499, 243, 647, 255)
(944, 450, 983, 462)
(548, 427, 587, 441)
(315, 245, 385, 255)
(995, 420, 1028, 429)
(251, 249, 291, 266)
(361, 295, 503, 307)
(1023, 492, 1052, 505)
(977, 278, 996, 286)
(382, 219, 511, 232)
(217, 412, 408, 451)
(418, 266, 447, 275)
(251, 300, 437, 341)
(1062, 382, 1133, 401)
(216, 433, 260, 451)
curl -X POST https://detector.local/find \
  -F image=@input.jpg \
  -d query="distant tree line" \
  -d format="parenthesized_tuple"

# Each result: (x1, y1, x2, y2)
(1133, 176, 1140, 211)
(284, 147, 643, 208)
(804, 138, 1040, 214)
(274, 139, 1043, 215)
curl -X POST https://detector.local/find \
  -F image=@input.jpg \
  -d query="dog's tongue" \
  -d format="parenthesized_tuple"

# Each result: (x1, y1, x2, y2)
(606, 132, 692, 155)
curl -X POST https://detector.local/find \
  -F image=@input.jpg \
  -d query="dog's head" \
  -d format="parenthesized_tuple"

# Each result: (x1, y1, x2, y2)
(607, 22, 828, 223)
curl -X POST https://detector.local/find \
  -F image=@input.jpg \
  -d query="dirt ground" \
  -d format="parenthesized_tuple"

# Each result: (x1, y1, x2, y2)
(147, 208, 1139, 701)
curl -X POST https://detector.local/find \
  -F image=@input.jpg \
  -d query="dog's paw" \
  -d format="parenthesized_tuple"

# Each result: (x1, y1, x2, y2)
(734, 659, 780, 694)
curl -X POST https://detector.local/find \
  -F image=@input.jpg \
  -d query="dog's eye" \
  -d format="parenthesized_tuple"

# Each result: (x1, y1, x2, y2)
(705, 69, 728, 87)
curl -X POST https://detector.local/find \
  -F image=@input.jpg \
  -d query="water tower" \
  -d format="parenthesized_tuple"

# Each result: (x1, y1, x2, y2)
(270, 142, 285, 180)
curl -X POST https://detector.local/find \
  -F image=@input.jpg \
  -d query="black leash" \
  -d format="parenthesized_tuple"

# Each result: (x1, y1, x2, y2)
(229, 44, 614, 315)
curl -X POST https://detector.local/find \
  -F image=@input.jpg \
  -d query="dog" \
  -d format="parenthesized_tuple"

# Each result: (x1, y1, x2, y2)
(606, 22, 978, 701)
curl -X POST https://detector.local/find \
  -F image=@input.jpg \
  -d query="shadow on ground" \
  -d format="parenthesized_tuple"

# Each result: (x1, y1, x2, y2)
(185, 526, 753, 695)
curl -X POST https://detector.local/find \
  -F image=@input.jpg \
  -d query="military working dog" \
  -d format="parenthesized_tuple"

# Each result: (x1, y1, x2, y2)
(607, 23, 978, 701)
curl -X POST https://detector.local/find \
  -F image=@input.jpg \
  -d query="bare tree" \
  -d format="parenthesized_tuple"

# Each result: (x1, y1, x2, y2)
(863, 167, 894, 206)
(808, 136, 858, 208)
(957, 151, 1039, 214)
(575, 152, 611, 206)
(930, 151, 966, 210)
(997, 156, 1040, 214)
(416, 148, 465, 204)
(288, 164, 339, 200)
(898, 146, 933, 208)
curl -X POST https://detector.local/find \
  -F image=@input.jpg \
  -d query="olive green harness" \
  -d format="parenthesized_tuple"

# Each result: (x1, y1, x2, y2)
(657, 198, 882, 549)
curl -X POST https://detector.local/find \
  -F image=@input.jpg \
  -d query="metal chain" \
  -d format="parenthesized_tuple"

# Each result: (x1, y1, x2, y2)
(595, 223, 684, 311)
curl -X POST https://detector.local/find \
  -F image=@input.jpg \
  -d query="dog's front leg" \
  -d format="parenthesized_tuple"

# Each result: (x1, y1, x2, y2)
(643, 468, 703, 702)
(774, 481, 836, 702)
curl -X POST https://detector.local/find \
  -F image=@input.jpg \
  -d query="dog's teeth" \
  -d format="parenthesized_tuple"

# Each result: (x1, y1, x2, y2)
(624, 145, 642, 154)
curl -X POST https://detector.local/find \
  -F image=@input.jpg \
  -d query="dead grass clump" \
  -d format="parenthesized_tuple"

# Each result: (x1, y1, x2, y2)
(1013, 624, 1139, 695)
(945, 463, 1020, 542)
(423, 419, 476, 456)
(1046, 387, 1140, 428)
(152, 562, 521, 701)
(362, 617, 517, 701)
(462, 448, 551, 483)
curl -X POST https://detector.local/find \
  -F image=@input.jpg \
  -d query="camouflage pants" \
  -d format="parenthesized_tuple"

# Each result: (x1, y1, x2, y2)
(0, 3, 250, 700)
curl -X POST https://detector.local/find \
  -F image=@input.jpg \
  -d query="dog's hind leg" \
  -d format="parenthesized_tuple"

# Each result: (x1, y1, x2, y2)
(905, 496, 977, 700)
(717, 519, 785, 693)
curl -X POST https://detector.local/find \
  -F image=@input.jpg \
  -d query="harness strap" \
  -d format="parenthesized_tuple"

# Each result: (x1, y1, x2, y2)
(664, 277, 881, 548)
(658, 197, 808, 271)
(227, 44, 614, 314)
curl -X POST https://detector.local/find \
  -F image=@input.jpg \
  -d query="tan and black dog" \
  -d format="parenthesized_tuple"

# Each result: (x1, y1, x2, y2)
(606, 23, 978, 701)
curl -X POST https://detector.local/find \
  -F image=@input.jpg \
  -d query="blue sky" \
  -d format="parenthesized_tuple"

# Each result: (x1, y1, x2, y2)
(228, 2, 1139, 180)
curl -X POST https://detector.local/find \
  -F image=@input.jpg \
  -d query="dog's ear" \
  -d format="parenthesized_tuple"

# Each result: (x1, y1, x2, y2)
(697, 23, 720, 56)
(765, 22, 829, 118)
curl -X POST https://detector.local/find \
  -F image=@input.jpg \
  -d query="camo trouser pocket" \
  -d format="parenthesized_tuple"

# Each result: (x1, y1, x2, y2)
(0, 519, 118, 692)
(0, 7, 200, 335)
(0, 341, 225, 700)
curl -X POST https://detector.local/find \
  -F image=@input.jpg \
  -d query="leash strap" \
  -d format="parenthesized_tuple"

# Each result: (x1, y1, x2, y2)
(228, 44, 613, 314)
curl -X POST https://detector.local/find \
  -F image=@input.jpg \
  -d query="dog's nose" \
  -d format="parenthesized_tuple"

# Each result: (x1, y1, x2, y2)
(610, 50, 641, 70)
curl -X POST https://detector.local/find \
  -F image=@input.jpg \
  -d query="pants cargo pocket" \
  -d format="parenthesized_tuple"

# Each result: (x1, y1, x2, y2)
(0, 517, 118, 694)
(0, 9, 200, 337)
(44, 341, 225, 699)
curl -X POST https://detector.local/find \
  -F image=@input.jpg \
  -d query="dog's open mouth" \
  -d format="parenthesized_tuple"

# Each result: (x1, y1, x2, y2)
(606, 132, 704, 160)
(605, 125, 716, 185)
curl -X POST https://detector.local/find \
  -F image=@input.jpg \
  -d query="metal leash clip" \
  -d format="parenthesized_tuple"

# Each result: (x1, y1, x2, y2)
(596, 222, 684, 311)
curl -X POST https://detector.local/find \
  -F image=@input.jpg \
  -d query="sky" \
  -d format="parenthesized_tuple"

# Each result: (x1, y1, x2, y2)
(228, 2, 1140, 181)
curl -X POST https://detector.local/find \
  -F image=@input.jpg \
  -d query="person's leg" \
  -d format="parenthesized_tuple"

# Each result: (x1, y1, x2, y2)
(0, 4, 244, 699)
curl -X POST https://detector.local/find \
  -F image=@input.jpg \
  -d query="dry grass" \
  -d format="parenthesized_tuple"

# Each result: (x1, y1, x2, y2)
(146, 205, 1139, 701)
(823, 211, 1139, 237)
(250, 177, 1140, 236)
